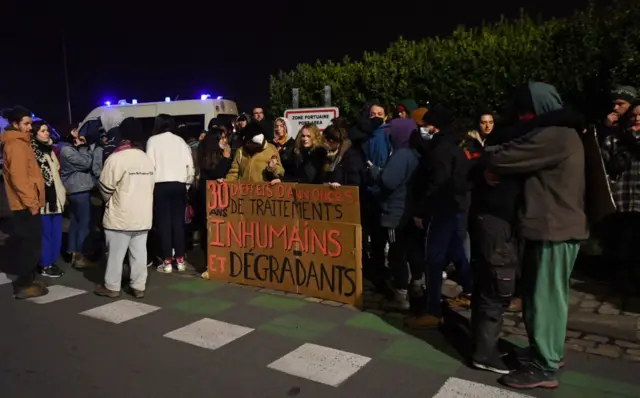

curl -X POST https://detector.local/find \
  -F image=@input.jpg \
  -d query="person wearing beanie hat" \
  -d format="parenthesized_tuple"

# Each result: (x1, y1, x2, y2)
(96, 116, 155, 299)
(612, 85, 637, 106)
(606, 85, 638, 128)
(405, 102, 474, 330)
(396, 99, 418, 119)
(223, 121, 284, 183)
(421, 103, 458, 136)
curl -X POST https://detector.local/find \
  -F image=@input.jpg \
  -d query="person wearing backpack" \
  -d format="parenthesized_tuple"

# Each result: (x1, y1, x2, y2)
(358, 103, 393, 292)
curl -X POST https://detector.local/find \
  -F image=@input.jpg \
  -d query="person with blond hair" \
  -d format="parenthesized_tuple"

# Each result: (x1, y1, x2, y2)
(284, 123, 326, 183)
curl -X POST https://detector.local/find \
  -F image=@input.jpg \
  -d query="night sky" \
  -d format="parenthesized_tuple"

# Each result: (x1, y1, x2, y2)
(2, 0, 585, 130)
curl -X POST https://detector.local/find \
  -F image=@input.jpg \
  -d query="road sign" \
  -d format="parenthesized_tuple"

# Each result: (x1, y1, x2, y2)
(284, 107, 339, 137)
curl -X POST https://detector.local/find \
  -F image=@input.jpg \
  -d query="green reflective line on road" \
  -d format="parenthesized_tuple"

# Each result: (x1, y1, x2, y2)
(168, 279, 223, 294)
(260, 314, 336, 341)
(556, 371, 640, 397)
(344, 313, 406, 336)
(171, 297, 234, 316)
(248, 295, 307, 312)
(381, 337, 462, 375)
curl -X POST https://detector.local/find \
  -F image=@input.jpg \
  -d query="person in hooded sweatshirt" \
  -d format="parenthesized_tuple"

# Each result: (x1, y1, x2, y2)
(485, 82, 588, 390)
(1, 106, 48, 299)
(405, 104, 476, 330)
(369, 118, 422, 311)
(224, 121, 284, 183)
(146, 114, 195, 274)
(272, 117, 296, 176)
(95, 116, 155, 299)
(469, 85, 587, 376)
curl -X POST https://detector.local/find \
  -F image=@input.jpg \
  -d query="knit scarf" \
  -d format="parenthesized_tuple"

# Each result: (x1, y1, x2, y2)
(114, 140, 132, 152)
(323, 139, 352, 173)
(274, 135, 288, 148)
(31, 138, 58, 212)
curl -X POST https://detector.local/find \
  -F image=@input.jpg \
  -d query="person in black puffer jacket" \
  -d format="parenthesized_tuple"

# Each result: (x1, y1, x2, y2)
(405, 104, 479, 329)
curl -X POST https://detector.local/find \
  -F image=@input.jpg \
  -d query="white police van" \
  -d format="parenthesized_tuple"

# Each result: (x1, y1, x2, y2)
(78, 95, 239, 137)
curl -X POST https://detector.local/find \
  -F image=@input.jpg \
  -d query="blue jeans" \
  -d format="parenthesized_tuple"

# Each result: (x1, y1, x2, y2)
(426, 212, 473, 317)
(40, 213, 63, 267)
(67, 192, 91, 254)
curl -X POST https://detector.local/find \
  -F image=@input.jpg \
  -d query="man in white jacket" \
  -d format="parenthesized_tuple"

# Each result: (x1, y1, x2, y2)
(95, 117, 155, 298)
(145, 114, 195, 273)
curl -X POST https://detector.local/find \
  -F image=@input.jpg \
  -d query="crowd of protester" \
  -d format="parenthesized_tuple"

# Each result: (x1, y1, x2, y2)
(1, 81, 640, 391)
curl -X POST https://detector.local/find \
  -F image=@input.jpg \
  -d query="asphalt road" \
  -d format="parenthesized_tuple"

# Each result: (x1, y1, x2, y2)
(1, 264, 640, 398)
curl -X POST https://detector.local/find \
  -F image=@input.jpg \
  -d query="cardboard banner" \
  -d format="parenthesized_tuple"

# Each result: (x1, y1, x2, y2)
(206, 182, 363, 307)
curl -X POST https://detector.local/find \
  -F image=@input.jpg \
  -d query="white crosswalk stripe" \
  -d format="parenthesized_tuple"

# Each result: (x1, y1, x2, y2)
(434, 377, 534, 397)
(28, 285, 86, 304)
(0, 272, 14, 286)
(80, 299, 161, 324)
(9, 284, 540, 395)
(164, 318, 254, 350)
(267, 343, 372, 387)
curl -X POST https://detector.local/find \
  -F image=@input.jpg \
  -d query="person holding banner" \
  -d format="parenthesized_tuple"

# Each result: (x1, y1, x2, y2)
(196, 128, 232, 265)
(272, 117, 296, 176)
(285, 123, 326, 184)
(223, 121, 284, 183)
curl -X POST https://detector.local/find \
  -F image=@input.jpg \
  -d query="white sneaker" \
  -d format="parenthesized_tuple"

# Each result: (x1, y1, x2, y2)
(157, 262, 172, 274)
(177, 260, 187, 272)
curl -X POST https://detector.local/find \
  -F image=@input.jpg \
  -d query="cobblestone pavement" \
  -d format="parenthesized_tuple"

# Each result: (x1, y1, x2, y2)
(196, 267, 640, 363)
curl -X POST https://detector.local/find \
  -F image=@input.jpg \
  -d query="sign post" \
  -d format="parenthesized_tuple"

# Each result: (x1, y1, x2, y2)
(284, 107, 339, 137)
(206, 182, 363, 307)
(323, 86, 331, 107)
(292, 88, 299, 109)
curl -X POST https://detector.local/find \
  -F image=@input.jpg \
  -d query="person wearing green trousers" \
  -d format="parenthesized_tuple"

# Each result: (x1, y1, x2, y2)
(485, 82, 589, 390)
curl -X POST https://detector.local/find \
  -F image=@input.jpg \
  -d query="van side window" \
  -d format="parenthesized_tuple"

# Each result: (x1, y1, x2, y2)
(174, 114, 205, 133)
(215, 114, 237, 128)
